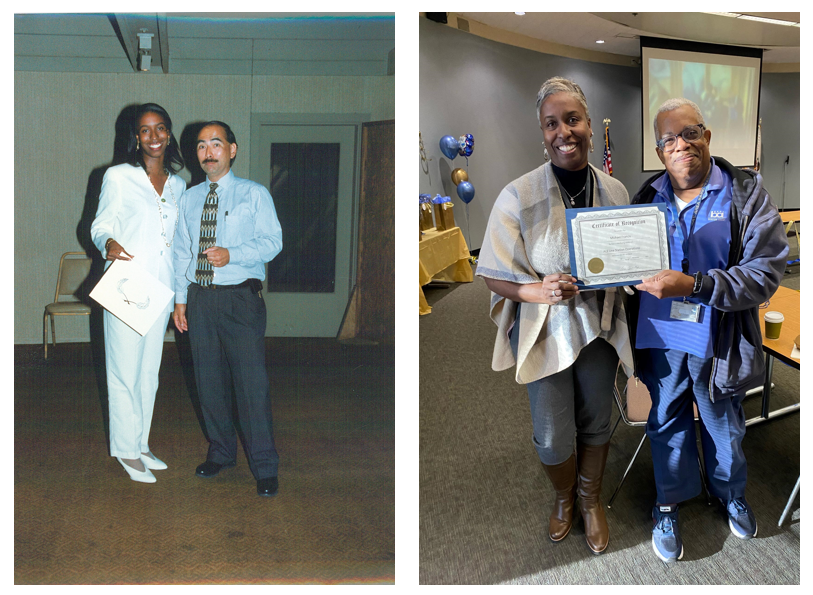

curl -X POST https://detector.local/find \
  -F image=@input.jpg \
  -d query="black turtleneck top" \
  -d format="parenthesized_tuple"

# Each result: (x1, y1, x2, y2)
(551, 162, 591, 209)
(552, 162, 604, 305)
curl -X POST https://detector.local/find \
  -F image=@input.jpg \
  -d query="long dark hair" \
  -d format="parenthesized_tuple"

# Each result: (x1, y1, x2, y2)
(126, 103, 184, 174)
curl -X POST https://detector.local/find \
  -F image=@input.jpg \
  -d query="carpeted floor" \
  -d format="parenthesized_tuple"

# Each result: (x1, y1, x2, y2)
(419, 245, 800, 584)
(15, 337, 394, 584)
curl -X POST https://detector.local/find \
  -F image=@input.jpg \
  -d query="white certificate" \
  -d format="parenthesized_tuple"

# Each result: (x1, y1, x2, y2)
(89, 259, 174, 335)
(566, 204, 671, 288)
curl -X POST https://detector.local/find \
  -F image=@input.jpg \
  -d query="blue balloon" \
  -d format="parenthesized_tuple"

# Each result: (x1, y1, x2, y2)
(458, 133, 474, 157)
(457, 181, 475, 204)
(439, 135, 458, 160)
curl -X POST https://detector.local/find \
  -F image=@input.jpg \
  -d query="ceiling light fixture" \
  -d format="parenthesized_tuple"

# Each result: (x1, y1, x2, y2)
(705, 12, 799, 27)
(596, 40, 605, 44)
(137, 30, 154, 72)
(515, 12, 525, 16)
(738, 14, 799, 27)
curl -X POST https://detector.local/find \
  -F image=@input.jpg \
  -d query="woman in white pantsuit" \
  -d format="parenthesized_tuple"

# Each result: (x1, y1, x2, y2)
(91, 103, 186, 483)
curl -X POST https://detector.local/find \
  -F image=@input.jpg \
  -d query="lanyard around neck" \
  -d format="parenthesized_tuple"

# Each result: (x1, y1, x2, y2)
(671, 169, 712, 274)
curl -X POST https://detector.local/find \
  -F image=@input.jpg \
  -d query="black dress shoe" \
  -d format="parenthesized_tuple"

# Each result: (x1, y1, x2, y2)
(196, 460, 236, 477)
(257, 476, 279, 497)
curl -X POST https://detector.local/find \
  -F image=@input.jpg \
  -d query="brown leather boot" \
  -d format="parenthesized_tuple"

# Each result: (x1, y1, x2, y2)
(541, 453, 577, 542)
(576, 441, 610, 554)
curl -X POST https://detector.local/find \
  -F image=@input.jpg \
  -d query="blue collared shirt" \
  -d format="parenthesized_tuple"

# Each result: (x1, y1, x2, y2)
(174, 170, 283, 304)
(636, 159, 732, 358)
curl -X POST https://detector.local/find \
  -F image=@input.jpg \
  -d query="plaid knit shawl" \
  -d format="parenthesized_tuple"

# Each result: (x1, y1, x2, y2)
(477, 162, 634, 384)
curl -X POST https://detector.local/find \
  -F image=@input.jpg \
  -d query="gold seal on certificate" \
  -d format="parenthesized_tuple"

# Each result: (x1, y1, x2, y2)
(588, 258, 605, 274)
(565, 204, 671, 288)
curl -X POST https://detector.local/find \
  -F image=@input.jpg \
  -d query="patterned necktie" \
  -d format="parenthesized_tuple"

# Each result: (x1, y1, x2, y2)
(195, 183, 219, 286)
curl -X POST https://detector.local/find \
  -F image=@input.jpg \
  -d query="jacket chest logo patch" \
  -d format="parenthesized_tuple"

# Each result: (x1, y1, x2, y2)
(709, 210, 726, 220)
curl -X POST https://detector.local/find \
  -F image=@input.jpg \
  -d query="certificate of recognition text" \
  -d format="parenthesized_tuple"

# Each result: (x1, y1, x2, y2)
(566, 204, 670, 289)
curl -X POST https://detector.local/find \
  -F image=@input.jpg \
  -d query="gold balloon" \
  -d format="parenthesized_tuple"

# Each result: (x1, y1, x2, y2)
(451, 168, 469, 186)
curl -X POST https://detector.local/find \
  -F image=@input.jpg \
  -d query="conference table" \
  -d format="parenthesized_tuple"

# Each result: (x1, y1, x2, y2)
(753, 285, 801, 525)
(779, 211, 802, 229)
(746, 285, 800, 427)
(419, 226, 473, 315)
(780, 210, 800, 254)
(779, 210, 800, 225)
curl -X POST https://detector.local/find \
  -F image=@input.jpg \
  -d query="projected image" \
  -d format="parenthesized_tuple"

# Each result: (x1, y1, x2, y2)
(641, 44, 762, 170)
(649, 59, 757, 154)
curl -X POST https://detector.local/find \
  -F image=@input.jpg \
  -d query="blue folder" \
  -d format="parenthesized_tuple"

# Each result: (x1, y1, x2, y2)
(565, 203, 670, 290)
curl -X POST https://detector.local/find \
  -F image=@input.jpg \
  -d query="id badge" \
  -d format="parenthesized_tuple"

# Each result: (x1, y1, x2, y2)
(670, 300, 701, 323)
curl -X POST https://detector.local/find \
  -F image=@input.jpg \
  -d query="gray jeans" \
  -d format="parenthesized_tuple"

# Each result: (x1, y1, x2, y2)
(510, 304, 617, 465)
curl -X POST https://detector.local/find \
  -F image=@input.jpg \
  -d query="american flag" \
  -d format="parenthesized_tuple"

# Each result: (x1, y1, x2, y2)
(603, 126, 613, 176)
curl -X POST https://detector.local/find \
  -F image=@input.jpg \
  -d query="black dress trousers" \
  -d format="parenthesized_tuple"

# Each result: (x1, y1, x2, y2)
(187, 282, 279, 480)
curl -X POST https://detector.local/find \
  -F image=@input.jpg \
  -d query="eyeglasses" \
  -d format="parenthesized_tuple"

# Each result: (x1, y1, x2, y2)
(656, 124, 706, 152)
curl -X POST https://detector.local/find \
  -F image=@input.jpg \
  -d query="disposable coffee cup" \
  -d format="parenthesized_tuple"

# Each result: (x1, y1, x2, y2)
(764, 311, 784, 340)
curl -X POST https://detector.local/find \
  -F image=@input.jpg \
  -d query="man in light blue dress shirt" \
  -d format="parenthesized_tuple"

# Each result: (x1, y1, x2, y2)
(173, 121, 283, 497)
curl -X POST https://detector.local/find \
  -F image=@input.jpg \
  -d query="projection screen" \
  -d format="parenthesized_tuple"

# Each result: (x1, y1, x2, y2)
(641, 37, 763, 171)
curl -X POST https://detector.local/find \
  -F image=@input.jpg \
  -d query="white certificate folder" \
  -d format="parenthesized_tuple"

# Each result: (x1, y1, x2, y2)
(89, 259, 174, 336)
(566, 203, 671, 289)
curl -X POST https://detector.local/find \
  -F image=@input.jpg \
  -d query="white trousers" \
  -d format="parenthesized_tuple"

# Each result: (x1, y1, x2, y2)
(104, 309, 171, 459)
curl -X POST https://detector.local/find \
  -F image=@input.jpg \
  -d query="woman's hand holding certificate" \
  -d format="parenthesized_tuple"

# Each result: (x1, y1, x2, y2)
(483, 273, 580, 305)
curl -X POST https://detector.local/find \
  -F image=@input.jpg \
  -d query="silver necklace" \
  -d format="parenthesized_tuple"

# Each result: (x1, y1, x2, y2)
(146, 167, 179, 247)
(561, 180, 587, 207)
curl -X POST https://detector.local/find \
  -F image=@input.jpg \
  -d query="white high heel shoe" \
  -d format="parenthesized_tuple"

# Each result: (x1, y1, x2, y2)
(117, 457, 157, 483)
(140, 452, 168, 470)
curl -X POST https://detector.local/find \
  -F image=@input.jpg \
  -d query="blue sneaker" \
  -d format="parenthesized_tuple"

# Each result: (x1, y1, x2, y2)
(652, 504, 683, 563)
(721, 497, 757, 539)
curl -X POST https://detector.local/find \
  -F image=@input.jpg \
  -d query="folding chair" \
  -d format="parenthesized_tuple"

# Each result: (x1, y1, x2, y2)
(778, 476, 800, 526)
(43, 252, 92, 359)
(607, 364, 711, 508)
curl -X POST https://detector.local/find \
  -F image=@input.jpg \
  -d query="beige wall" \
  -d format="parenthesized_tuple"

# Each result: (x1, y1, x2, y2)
(14, 71, 394, 344)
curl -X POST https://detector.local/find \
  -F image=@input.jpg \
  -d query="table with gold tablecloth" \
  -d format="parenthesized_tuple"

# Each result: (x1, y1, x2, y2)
(419, 227, 473, 315)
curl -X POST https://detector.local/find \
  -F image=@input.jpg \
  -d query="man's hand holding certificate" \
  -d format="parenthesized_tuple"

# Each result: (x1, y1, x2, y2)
(566, 204, 671, 289)
(634, 269, 695, 299)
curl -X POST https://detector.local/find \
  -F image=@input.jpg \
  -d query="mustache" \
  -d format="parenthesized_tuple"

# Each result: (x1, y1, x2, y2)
(202, 159, 217, 164)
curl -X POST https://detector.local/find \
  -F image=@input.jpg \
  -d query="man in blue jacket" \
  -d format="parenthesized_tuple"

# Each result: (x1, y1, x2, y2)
(628, 98, 788, 563)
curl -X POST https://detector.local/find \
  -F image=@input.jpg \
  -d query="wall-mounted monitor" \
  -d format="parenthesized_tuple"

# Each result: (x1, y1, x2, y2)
(641, 36, 763, 171)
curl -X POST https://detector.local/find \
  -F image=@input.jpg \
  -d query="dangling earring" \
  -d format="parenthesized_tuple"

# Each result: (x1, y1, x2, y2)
(544, 146, 550, 162)
(167, 137, 170, 146)
(136, 139, 140, 151)
(589, 139, 595, 153)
